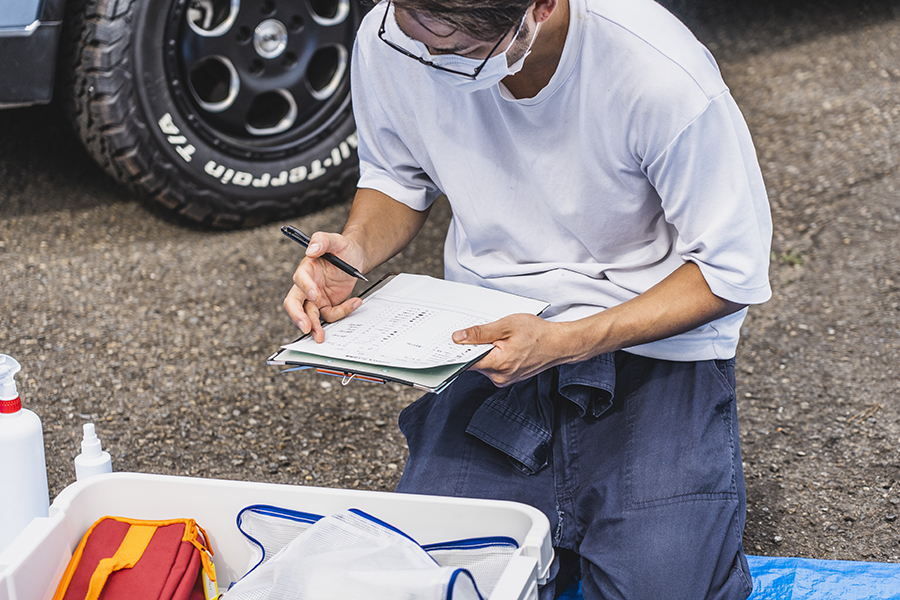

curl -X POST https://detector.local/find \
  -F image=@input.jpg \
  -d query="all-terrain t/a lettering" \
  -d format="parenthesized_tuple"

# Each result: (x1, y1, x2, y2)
(197, 132, 359, 189)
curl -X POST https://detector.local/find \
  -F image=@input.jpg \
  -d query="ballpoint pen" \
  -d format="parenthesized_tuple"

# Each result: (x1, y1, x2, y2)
(281, 225, 369, 282)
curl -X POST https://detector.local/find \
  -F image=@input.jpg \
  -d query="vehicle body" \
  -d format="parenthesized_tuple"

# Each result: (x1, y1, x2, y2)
(0, 0, 64, 107)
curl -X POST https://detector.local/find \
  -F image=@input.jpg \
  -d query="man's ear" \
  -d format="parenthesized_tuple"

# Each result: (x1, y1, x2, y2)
(532, 0, 559, 24)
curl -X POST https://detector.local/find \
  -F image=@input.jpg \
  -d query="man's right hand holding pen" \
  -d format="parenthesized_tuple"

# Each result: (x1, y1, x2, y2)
(283, 188, 436, 343)
(283, 231, 366, 343)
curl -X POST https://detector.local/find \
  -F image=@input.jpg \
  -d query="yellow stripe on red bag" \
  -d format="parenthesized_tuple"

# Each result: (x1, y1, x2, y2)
(85, 524, 156, 600)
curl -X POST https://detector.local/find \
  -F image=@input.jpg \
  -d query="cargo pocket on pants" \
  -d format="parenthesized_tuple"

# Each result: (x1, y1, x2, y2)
(624, 358, 738, 509)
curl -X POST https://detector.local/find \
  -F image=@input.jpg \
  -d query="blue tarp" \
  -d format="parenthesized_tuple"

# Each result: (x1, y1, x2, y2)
(557, 556, 900, 599)
(746, 555, 900, 600)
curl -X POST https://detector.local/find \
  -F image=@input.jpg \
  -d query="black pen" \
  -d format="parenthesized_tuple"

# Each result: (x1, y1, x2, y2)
(281, 225, 369, 282)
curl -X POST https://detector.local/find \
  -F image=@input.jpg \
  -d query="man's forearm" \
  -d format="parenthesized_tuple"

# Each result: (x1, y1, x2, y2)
(452, 261, 748, 386)
(342, 188, 432, 274)
(564, 262, 747, 362)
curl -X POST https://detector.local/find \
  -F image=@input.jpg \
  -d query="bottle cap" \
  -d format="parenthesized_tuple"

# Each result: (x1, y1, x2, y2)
(0, 397, 21, 413)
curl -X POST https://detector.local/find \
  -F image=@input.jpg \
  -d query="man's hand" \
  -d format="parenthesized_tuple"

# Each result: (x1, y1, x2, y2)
(281, 188, 433, 342)
(452, 314, 574, 387)
(283, 231, 365, 342)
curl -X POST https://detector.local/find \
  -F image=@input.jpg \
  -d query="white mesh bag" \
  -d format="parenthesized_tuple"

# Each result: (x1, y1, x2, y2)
(224, 508, 484, 600)
(423, 537, 518, 597)
(236, 505, 322, 575)
(233, 504, 518, 596)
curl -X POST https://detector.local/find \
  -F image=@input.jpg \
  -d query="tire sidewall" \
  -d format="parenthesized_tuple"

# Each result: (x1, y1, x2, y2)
(130, 0, 360, 205)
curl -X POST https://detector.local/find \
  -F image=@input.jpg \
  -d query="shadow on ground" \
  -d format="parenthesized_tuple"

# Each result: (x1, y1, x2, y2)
(0, 104, 128, 219)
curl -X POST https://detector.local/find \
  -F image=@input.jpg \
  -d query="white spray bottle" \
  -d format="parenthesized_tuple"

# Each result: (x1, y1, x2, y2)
(0, 354, 50, 554)
(74, 423, 112, 480)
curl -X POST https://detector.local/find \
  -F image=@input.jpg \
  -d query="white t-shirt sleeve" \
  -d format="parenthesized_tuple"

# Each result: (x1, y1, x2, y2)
(644, 90, 773, 305)
(351, 30, 442, 211)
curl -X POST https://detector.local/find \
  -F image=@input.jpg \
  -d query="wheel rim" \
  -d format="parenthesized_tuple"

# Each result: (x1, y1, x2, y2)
(164, 0, 359, 158)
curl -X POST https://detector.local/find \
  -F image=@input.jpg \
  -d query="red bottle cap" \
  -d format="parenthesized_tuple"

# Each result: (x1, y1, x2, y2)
(0, 397, 21, 413)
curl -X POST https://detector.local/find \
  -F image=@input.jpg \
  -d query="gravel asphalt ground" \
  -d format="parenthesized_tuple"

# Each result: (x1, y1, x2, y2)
(1, 0, 899, 569)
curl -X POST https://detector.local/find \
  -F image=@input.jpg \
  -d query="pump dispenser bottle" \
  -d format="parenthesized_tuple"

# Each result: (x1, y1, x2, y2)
(74, 423, 112, 480)
(0, 354, 50, 553)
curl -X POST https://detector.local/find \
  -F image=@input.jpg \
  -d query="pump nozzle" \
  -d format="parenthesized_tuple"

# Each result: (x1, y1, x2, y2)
(0, 355, 22, 411)
(81, 423, 102, 455)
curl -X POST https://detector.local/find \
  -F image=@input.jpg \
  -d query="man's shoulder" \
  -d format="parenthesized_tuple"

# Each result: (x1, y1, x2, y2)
(583, 0, 726, 99)
(355, 0, 416, 73)
(354, 2, 387, 57)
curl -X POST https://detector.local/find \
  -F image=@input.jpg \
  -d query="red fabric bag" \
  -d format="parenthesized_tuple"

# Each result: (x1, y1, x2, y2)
(53, 516, 218, 600)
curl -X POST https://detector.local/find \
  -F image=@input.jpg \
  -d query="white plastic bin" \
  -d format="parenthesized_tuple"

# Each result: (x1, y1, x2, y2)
(0, 473, 552, 600)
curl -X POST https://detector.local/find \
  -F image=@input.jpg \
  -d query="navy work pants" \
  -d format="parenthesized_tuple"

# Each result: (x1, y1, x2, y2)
(397, 351, 753, 600)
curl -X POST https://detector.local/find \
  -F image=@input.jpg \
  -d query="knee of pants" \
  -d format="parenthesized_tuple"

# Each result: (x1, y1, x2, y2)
(577, 499, 752, 600)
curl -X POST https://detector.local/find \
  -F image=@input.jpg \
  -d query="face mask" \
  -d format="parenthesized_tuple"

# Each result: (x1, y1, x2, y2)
(418, 13, 541, 93)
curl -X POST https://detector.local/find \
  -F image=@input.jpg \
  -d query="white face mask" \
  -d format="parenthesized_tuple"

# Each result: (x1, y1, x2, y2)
(406, 10, 540, 93)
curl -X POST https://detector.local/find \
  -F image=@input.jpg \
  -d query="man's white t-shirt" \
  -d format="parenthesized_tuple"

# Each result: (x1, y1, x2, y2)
(351, 0, 772, 361)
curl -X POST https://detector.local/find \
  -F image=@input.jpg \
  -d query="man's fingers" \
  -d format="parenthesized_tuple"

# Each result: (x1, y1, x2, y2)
(306, 231, 347, 260)
(305, 231, 331, 257)
(305, 298, 358, 343)
(453, 320, 504, 344)
(292, 263, 320, 303)
(304, 300, 327, 343)
(469, 347, 517, 388)
(283, 285, 312, 333)
(320, 297, 363, 324)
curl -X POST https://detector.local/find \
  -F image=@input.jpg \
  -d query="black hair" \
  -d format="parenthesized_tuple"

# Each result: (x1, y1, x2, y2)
(388, 0, 533, 42)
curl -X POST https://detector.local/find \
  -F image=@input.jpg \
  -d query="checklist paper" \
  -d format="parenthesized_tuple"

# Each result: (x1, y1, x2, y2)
(282, 274, 549, 369)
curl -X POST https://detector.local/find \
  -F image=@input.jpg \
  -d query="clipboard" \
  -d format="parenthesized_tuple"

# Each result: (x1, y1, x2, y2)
(267, 273, 549, 393)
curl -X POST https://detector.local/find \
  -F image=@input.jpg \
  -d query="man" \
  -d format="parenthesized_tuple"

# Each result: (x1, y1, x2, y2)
(284, 0, 771, 597)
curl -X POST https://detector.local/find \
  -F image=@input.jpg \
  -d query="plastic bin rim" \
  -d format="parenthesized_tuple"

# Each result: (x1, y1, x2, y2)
(50, 472, 554, 582)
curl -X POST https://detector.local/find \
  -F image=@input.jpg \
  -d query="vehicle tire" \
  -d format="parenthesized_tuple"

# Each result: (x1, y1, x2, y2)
(57, 0, 366, 228)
